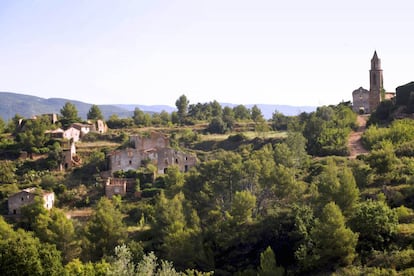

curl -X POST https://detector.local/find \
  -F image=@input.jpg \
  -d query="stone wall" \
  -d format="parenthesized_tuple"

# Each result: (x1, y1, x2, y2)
(8, 188, 54, 215)
(108, 132, 197, 175)
(157, 148, 197, 174)
(109, 148, 146, 173)
(105, 178, 127, 198)
(130, 132, 169, 151)
(352, 87, 370, 114)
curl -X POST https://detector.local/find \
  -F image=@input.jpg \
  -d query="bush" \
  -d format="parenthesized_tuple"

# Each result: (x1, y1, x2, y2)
(141, 183, 152, 189)
(395, 206, 414, 223)
(141, 188, 161, 198)
(396, 141, 414, 157)
(227, 133, 247, 142)
(206, 117, 228, 134)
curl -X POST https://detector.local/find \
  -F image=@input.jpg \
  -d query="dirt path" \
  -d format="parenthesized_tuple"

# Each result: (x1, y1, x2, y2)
(348, 115, 369, 159)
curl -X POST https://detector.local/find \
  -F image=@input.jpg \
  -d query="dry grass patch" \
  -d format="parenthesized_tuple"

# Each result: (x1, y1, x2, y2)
(200, 131, 286, 142)
(76, 141, 120, 149)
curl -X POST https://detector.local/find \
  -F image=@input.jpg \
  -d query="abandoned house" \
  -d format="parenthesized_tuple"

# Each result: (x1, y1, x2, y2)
(88, 119, 108, 134)
(61, 141, 81, 170)
(108, 132, 197, 175)
(63, 126, 81, 142)
(71, 123, 92, 137)
(8, 188, 55, 215)
(105, 178, 127, 198)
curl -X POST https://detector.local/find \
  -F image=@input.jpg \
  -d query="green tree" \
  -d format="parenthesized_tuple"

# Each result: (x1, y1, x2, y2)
(153, 192, 205, 269)
(64, 258, 109, 276)
(274, 164, 306, 202)
(210, 100, 223, 118)
(159, 110, 171, 126)
(233, 104, 251, 120)
(271, 110, 289, 131)
(135, 251, 208, 276)
(258, 246, 285, 276)
(164, 165, 185, 196)
(136, 251, 158, 275)
(310, 202, 358, 269)
(175, 94, 189, 125)
(274, 132, 310, 170)
(349, 199, 398, 252)
(60, 102, 81, 127)
(20, 195, 49, 230)
(285, 131, 309, 169)
(84, 197, 127, 261)
(33, 208, 79, 263)
(0, 161, 17, 184)
(336, 166, 360, 217)
(230, 190, 256, 225)
(0, 228, 63, 276)
(313, 158, 341, 208)
(7, 114, 23, 134)
(107, 244, 135, 276)
(16, 115, 52, 155)
(367, 141, 399, 174)
(222, 106, 235, 131)
(133, 107, 152, 127)
(313, 159, 360, 216)
(251, 105, 264, 125)
(86, 104, 104, 120)
(0, 216, 17, 240)
(106, 114, 134, 129)
(206, 117, 227, 134)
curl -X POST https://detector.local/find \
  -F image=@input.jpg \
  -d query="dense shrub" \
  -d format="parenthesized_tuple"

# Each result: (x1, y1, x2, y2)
(141, 188, 161, 198)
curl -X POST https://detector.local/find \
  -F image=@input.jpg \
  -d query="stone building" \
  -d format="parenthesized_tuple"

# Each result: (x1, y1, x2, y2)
(61, 141, 80, 170)
(8, 188, 55, 215)
(352, 87, 370, 114)
(108, 132, 197, 175)
(105, 178, 127, 198)
(157, 148, 197, 174)
(63, 126, 81, 142)
(352, 51, 394, 114)
(395, 82, 414, 113)
(368, 51, 383, 112)
(130, 132, 169, 151)
(93, 119, 108, 134)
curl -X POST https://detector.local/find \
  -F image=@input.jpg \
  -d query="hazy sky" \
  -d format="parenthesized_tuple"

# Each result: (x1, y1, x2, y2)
(0, 0, 413, 107)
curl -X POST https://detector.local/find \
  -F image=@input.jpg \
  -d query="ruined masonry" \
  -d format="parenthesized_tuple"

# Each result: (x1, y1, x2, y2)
(108, 132, 197, 175)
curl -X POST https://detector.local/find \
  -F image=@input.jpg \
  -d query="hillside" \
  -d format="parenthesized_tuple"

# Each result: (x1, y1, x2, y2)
(0, 92, 132, 121)
(1, 102, 414, 274)
(0, 91, 316, 121)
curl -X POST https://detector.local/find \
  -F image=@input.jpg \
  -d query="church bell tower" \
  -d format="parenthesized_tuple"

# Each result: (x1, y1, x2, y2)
(369, 51, 383, 112)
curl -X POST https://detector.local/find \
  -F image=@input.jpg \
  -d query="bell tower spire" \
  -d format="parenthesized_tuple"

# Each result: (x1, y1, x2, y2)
(369, 51, 383, 112)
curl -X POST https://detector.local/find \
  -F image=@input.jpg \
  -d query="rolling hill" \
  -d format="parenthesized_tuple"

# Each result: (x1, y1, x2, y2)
(0, 91, 316, 121)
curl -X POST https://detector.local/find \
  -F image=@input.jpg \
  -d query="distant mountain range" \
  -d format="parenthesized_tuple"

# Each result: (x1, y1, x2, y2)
(0, 92, 316, 121)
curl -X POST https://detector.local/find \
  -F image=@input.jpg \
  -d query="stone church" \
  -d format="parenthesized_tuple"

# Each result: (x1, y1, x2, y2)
(352, 51, 394, 114)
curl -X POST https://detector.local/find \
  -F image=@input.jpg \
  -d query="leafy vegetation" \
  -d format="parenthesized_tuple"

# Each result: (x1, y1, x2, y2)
(1, 98, 414, 274)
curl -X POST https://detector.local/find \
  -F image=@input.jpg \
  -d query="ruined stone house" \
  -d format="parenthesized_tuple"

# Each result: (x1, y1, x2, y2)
(61, 141, 80, 170)
(62, 126, 81, 142)
(88, 119, 108, 134)
(108, 132, 197, 175)
(105, 178, 127, 198)
(8, 188, 55, 215)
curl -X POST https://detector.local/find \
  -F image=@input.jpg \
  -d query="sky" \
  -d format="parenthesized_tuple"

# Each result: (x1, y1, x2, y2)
(0, 0, 413, 107)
